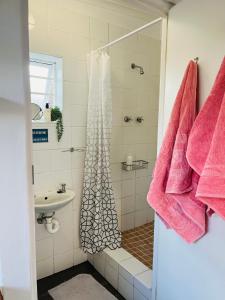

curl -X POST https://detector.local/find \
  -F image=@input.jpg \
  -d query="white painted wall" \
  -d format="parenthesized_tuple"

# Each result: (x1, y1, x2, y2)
(29, 0, 160, 279)
(0, 0, 37, 299)
(154, 0, 225, 300)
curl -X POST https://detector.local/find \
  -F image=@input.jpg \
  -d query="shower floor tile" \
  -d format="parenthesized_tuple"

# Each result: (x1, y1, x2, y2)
(122, 222, 154, 269)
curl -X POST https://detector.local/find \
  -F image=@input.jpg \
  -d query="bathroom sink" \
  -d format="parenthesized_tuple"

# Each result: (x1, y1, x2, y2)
(34, 190, 75, 213)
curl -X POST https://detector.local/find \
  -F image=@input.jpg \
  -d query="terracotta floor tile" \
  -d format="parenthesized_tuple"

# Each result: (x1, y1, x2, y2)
(122, 222, 154, 268)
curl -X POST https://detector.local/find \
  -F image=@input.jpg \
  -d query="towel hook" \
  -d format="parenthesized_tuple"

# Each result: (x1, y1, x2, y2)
(194, 57, 199, 64)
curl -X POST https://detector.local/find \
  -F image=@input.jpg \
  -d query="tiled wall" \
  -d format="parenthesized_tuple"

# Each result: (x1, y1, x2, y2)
(110, 31, 160, 231)
(29, 0, 160, 279)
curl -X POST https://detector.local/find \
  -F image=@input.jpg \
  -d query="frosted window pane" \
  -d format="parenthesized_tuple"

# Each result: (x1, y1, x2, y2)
(30, 64, 50, 77)
(29, 53, 62, 112)
(30, 77, 48, 94)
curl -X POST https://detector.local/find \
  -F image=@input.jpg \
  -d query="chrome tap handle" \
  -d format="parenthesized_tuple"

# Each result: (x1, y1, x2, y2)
(136, 116, 144, 123)
(59, 183, 66, 193)
(124, 116, 133, 123)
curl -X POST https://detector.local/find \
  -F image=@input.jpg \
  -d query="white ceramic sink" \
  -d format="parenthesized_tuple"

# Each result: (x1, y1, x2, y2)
(35, 190, 75, 213)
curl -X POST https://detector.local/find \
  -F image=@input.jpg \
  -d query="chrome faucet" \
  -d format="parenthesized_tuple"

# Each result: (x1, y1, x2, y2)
(58, 183, 66, 193)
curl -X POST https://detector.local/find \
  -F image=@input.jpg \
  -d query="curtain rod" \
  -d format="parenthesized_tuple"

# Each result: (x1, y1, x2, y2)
(96, 17, 162, 51)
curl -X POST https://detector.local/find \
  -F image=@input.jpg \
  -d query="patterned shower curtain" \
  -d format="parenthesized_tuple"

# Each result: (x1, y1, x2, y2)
(80, 50, 121, 254)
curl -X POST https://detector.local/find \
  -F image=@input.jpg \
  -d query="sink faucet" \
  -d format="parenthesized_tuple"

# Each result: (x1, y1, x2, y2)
(58, 183, 66, 193)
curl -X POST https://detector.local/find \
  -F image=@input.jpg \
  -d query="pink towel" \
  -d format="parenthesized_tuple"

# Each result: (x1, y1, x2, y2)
(187, 57, 225, 219)
(147, 61, 206, 243)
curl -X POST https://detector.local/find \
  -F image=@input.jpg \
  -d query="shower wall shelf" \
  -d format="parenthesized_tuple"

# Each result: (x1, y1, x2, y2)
(121, 160, 149, 171)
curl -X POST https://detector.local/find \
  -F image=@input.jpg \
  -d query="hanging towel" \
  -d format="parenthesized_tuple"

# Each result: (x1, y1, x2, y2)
(80, 51, 121, 254)
(147, 61, 206, 243)
(187, 57, 225, 219)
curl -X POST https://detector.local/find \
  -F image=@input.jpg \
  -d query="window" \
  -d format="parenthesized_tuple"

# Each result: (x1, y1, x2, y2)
(29, 53, 63, 112)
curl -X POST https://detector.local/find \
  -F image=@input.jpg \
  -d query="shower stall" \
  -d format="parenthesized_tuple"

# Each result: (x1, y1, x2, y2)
(85, 17, 162, 298)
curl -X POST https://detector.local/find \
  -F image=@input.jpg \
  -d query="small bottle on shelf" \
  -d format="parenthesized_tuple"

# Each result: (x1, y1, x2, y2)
(43, 102, 51, 122)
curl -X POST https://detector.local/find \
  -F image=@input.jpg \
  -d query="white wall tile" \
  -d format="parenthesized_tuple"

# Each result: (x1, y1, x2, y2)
(71, 127, 86, 147)
(87, 254, 94, 266)
(52, 150, 71, 171)
(90, 17, 109, 42)
(73, 213, 80, 249)
(122, 179, 135, 198)
(114, 197, 122, 216)
(134, 288, 148, 300)
(36, 257, 54, 280)
(111, 163, 122, 182)
(71, 151, 85, 170)
(119, 257, 148, 284)
(48, 4, 90, 38)
(134, 270, 152, 299)
(118, 274, 134, 300)
(121, 213, 135, 231)
(54, 250, 74, 273)
(93, 252, 106, 276)
(90, 38, 107, 51)
(111, 144, 123, 163)
(36, 238, 53, 262)
(71, 105, 87, 127)
(29, 0, 48, 31)
(135, 210, 147, 227)
(122, 195, 135, 214)
(74, 248, 87, 265)
(72, 168, 84, 209)
(135, 193, 149, 212)
(105, 248, 132, 266)
(122, 88, 138, 110)
(35, 221, 52, 241)
(64, 81, 88, 106)
(64, 59, 88, 84)
(123, 127, 138, 145)
(71, 36, 90, 60)
(109, 24, 128, 41)
(105, 263, 119, 290)
(53, 170, 73, 190)
(112, 126, 123, 145)
(135, 177, 150, 196)
(53, 203, 74, 255)
(33, 150, 53, 174)
(34, 172, 55, 194)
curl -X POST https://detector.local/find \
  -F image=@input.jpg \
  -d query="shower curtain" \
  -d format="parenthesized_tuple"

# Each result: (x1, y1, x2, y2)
(80, 50, 121, 254)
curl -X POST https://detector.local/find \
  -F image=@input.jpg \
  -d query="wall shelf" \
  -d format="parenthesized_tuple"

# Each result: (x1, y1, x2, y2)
(121, 160, 149, 171)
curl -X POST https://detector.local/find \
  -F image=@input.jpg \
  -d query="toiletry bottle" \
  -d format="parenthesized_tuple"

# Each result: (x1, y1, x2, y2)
(126, 154, 133, 171)
(126, 154, 133, 165)
(44, 102, 51, 122)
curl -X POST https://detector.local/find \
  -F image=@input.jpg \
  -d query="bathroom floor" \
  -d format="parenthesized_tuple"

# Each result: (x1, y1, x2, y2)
(122, 221, 154, 268)
(38, 261, 125, 300)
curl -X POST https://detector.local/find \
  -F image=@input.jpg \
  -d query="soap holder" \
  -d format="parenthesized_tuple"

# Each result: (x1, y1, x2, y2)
(121, 160, 149, 171)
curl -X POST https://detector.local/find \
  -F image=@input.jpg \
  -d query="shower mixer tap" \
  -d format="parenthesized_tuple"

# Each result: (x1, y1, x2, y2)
(124, 116, 133, 123)
(136, 116, 144, 123)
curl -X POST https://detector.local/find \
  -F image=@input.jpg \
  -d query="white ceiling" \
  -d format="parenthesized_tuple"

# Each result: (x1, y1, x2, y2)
(107, 0, 182, 15)
(138, 0, 181, 13)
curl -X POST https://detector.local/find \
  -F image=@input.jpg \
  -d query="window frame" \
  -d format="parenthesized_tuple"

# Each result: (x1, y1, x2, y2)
(29, 52, 63, 113)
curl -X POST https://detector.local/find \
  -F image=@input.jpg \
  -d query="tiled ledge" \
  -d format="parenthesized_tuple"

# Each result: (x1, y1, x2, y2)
(88, 247, 152, 300)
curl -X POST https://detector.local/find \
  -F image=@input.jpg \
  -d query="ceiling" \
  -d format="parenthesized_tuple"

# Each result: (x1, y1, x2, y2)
(107, 0, 182, 15)
(138, 0, 181, 13)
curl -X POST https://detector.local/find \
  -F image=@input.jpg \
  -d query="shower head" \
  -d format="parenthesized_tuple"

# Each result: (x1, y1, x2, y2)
(131, 63, 144, 75)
